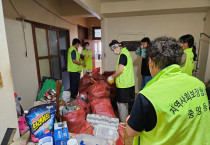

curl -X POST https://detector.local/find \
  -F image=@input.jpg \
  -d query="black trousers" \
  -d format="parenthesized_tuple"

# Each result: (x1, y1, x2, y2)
(116, 86, 135, 113)
(69, 72, 80, 99)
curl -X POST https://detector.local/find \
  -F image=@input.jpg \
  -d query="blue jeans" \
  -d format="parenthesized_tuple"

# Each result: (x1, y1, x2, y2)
(141, 76, 152, 90)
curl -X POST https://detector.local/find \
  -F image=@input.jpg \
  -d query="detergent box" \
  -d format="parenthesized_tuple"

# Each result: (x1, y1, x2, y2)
(54, 121, 69, 145)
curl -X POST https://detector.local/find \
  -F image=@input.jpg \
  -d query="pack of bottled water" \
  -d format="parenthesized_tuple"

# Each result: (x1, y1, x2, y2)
(86, 114, 119, 130)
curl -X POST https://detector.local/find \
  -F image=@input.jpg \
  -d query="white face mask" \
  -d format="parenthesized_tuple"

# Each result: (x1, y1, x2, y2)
(86, 46, 90, 49)
(114, 49, 120, 55)
(140, 45, 144, 49)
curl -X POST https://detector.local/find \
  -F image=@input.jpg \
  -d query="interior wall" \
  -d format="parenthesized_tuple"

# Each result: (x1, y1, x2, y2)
(3, 0, 87, 43)
(198, 9, 210, 82)
(0, 1, 19, 142)
(102, 13, 205, 92)
(3, 0, 100, 110)
(5, 19, 38, 110)
(86, 17, 101, 40)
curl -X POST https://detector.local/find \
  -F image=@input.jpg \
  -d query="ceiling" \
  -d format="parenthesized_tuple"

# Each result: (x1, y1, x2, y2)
(101, 0, 139, 2)
(60, 0, 93, 17)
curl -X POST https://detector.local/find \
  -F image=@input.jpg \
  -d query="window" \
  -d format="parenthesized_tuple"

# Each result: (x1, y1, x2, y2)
(94, 40, 102, 60)
(92, 27, 101, 40)
(32, 23, 69, 84)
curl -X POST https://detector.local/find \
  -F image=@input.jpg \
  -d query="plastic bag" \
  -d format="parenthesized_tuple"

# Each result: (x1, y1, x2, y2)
(77, 99, 88, 109)
(62, 108, 93, 134)
(102, 71, 117, 98)
(91, 98, 116, 118)
(37, 79, 64, 101)
(79, 73, 94, 93)
(76, 92, 91, 114)
(92, 73, 106, 81)
(88, 81, 110, 101)
(116, 125, 125, 145)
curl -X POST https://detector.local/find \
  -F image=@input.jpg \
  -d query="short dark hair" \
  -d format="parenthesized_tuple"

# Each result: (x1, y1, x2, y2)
(109, 40, 120, 47)
(147, 37, 183, 69)
(109, 40, 124, 47)
(84, 42, 89, 46)
(72, 38, 81, 45)
(141, 37, 151, 44)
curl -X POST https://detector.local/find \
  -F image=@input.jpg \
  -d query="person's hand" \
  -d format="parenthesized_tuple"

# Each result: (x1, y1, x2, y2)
(126, 115, 130, 123)
(82, 63, 86, 67)
(84, 55, 88, 61)
(107, 76, 114, 84)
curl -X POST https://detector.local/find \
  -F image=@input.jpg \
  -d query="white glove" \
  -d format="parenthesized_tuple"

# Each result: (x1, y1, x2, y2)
(107, 76, 114, 84)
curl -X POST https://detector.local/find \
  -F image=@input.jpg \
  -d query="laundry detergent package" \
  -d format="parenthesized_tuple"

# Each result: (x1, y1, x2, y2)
(25, 103, 56, 138)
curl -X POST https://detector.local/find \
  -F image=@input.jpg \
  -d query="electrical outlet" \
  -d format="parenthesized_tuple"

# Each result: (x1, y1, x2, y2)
(0, 72, 3, 88)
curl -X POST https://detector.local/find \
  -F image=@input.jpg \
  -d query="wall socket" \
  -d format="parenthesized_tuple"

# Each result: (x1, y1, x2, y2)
(0, 72, 3, 88)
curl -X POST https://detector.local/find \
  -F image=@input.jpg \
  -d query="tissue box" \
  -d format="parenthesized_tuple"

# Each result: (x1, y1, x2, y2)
(54, 121, 69, 145)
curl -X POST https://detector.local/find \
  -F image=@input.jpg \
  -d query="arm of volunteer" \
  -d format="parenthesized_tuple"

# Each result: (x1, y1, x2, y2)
(72, 59, 86, 67)
(112, 54, 127, 79)
(180, 53, 186, 67)
(112, 64, 124, 78)
(126, 94, 157, 137)
(71, 50, 86, 67)
(126, 115, 140, 137)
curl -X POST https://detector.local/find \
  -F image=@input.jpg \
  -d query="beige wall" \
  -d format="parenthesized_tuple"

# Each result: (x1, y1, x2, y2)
(198, 9, 210, 82)
(0, 1, 19, 142)
(102, 13, 205, 92)
(86, 17, 101, 40)
(3, 0, 100, 110)
(101, 0, 210, 17)
(3, 0, 90, 43)
(5, 19, 38, 110)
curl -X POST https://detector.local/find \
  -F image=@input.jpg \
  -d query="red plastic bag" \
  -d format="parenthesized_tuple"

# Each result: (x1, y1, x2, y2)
(76, 99, 88, 109)
(71, 120, 93, 134)
(76, 92, 91, 114)
(91, 67, 100, 75)
(116, 125, 125, 145)
(90, 98, 116, 118)
(103, 71, 117, 98)
(76, 92, 88, 100)
(92, 72, 106, 81)
(85, 103, 91, 114)
(62, 108, 93, 134)
(79, 73, 94, 93)
(88, 81, 110, 100)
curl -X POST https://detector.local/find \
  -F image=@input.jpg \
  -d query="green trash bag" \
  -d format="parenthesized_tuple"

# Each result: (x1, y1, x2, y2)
(37, 79, 64, 101)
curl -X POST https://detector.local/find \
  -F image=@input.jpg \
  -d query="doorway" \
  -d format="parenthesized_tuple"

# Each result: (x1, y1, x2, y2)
(32, 22, 70, 90)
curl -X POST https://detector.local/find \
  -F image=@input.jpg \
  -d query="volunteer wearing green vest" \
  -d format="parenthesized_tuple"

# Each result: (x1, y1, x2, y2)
(82, 42, 92, 74)
(179, 34, 197, 76)
(126, 37, 210, 145)
(68, 38, 86, 99)
(107, 40, 135, 122)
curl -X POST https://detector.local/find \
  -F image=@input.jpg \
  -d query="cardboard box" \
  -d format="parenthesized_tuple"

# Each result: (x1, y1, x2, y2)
(54, 121, 69, 145)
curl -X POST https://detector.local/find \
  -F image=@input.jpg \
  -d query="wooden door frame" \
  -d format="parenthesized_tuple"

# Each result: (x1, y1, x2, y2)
(31, 22, 70, 84)
(78, 24, 88, 45)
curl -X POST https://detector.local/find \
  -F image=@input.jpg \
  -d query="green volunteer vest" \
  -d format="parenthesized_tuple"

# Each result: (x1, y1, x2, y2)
(116, 47, 135, 88)
(181, 48, 194, 76)
(82, 49, 92, 70)
(67, 46, 81, 72)
(133, 64, 210, 145)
